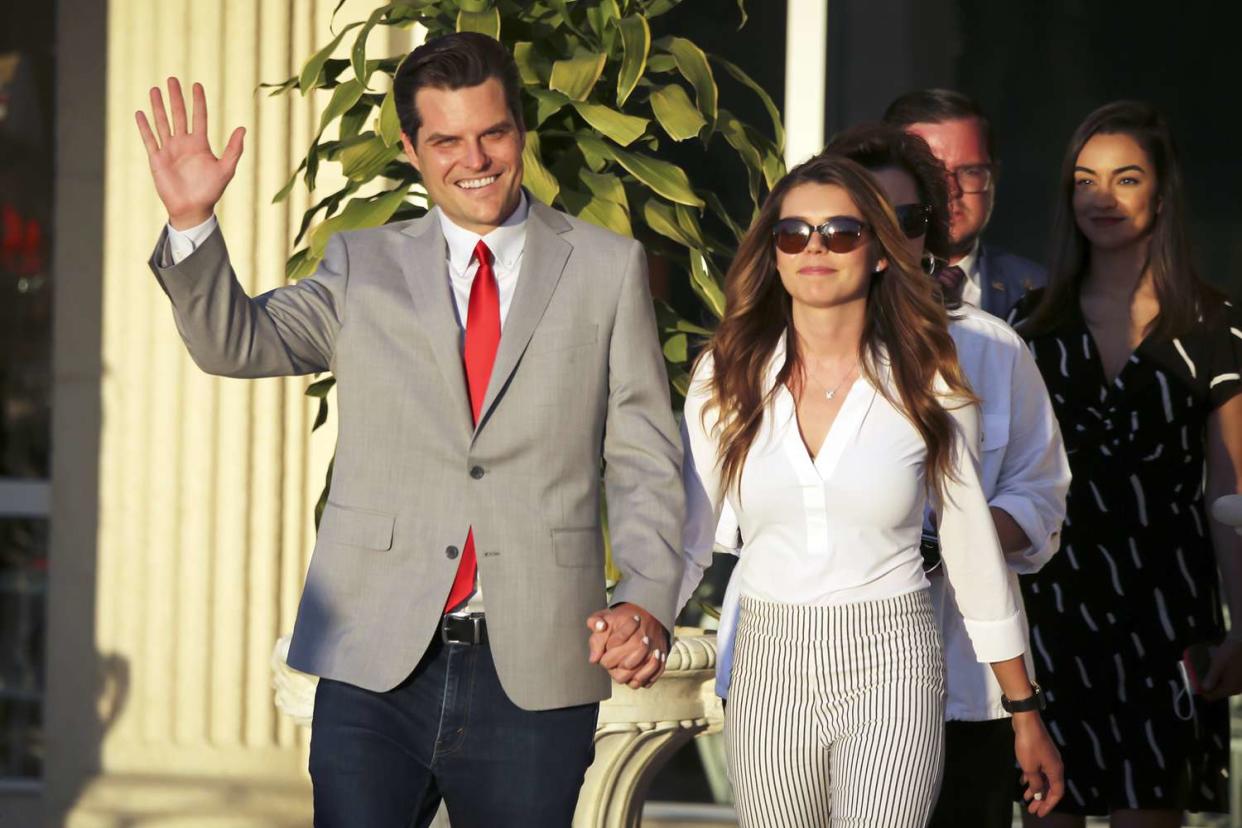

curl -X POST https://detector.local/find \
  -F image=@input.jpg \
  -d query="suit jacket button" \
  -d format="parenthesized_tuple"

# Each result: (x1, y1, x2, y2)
(445, 545, 460, 559)
(470, 465, 485, 479)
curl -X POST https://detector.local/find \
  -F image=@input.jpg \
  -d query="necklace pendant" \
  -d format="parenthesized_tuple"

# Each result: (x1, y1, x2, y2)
(826, 390, 835, 400)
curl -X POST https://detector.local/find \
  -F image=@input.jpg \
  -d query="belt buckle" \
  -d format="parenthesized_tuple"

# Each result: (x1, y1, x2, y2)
(441, 613, 484, 645)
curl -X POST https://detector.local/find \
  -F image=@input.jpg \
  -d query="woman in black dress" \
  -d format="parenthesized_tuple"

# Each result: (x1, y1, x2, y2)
(1013, 101, 1242, 826)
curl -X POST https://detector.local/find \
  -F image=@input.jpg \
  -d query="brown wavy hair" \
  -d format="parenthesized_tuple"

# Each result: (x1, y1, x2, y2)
(1020, 101, 1222, 339)
(700, 154, 974, 499)
(824, 122, 953, 261)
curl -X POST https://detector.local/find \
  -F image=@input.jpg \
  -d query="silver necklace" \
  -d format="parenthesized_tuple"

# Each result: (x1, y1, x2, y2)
(804, 361, 857, 401)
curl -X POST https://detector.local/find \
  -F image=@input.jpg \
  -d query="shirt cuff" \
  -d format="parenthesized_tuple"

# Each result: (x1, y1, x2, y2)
(990, 492, 1059, 574)
(961, 610, 1027, 663)
(165, 215, 219, 265)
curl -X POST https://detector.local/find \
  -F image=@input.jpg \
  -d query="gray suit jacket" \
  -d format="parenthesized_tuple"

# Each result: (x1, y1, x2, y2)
(149, 198, 686, 710)
(978, 242, 1047, 320)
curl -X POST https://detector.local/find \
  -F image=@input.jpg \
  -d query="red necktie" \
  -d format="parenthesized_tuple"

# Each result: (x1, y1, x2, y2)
(444, 240, 501, 613)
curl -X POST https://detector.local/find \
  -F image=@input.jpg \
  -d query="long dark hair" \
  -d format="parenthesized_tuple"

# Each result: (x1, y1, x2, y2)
(701, 155, 972, 498)
(1021, 100, 1220, 338)
(824, 122, 953, 261)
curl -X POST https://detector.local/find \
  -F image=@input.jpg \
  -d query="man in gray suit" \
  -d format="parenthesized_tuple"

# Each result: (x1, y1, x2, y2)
(884, 89, 1046, 319)
(135, 33, 684, 827)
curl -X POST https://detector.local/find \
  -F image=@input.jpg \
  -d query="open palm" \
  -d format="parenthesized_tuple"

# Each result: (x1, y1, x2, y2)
(135, 78, 244, 229)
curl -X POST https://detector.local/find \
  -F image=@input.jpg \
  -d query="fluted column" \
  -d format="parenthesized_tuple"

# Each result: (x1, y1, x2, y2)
(64, 0, 373, 824)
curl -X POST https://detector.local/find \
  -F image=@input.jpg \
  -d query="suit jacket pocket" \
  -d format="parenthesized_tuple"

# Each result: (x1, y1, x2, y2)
(552, 527, 603, 568)
(526, 324, 598, 356)
(319, 501, 395, 550)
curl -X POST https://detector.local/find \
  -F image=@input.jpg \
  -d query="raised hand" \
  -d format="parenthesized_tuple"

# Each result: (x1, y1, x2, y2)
(135, 78, 245, 229)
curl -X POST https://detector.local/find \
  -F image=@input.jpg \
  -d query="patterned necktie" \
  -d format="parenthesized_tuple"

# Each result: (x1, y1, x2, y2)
(444, 240, 500, 613)
(936, 264, 967, 308)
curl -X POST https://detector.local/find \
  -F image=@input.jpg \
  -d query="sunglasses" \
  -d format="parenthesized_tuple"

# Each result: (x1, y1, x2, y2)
(772, 216, 870, 255)
(894, 203, 932, 239)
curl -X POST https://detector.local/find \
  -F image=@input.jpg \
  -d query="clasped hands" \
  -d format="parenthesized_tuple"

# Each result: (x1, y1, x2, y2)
(585, 603, 669, 689)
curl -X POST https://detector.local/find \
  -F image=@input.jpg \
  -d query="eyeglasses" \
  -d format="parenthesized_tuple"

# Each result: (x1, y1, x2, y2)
(894, 203, 932, 239)
(947, 164, 994, 194)
(772, 217, 870, 255)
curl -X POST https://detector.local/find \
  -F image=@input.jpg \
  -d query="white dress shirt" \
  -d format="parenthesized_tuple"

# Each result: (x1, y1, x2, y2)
(679, 336, 1028, 698)
(164, 194, 532, 615)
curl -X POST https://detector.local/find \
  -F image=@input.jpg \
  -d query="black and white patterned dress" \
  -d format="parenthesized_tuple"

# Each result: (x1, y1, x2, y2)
(1013, 292, 1242, 815)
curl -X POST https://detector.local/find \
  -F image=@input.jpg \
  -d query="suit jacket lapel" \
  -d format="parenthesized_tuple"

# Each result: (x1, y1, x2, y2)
(398, 213, 474, 433)
(475, 201, 572, 436)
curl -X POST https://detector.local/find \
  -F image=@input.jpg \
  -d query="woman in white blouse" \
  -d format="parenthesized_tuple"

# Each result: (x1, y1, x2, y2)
(680, 154, 1062, 826)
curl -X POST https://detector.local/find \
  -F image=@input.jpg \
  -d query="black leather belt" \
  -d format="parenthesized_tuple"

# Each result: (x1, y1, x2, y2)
(441, 613, 488, 645)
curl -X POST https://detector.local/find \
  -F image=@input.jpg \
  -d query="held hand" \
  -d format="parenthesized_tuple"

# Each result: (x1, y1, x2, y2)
(1014, 712, 1064, 817)
(1202, 637, 1242, 701)
(134, 78, 245, 229)
(584, 603, 669, 688)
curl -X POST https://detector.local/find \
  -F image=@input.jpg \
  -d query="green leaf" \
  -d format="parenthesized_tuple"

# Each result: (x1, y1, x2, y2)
(458, 0, 490, 11)
(616, 15, 651, 106)
(378, 87, 403, 147)
(529, 88, 571, 127)
(561, 189, 632, 237)
(514, 42, 552, 85)
(735, 0, 748, 28)
(298, 21, 363, 92)
(338, 97, 374, 142)
(656, 37, 717, 130)
(579, 169, 628, 211)
(712, 55, 784, 152)
(717, 108, 764, 205)
(648, 83, 706, 141)
(549, 52, 607, 101)
(689, 249, 726, 319)
(580, 135, 704, 208)
(351, 6, 389, 88)
(309, 187, 409, 258)
(663, 332, 688, 362)
(521, 131, 561, 205)
(646, 54, 676, 73)
(702, 189, 745, 241)
(571, 101, 649, 147)
(643, 198, 696, 248)
(340, 134, 402, 182)
(306, 376, 336, 398)
(272, 157, 308, 204)
(318, 79, 366, 136)
(457, 7, 501, 37)
(286, 247, 318, 281)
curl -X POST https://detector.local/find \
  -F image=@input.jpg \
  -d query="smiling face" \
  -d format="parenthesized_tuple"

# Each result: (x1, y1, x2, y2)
(401, 78, 525, 235)
(774, 182, 882, 313)
(1072, 132, 1159, 252)
(905, 117, 993, 256)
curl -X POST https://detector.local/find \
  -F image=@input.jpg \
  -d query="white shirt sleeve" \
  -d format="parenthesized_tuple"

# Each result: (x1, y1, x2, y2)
(935, 396, 1027, 662)
(164, 215, 220, 265)
(677, 356, 725, 614)
(989, 342, 1071, 573)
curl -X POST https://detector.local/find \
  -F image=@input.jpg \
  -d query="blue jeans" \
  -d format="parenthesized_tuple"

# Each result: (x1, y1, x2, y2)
(309, 635, 600, 827)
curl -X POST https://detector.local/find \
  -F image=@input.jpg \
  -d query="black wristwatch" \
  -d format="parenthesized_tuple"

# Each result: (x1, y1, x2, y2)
(1001, 683, 1046, 713)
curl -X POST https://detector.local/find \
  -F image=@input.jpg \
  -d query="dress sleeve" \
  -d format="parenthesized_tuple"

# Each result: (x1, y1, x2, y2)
(933, 394, 1027, 662)
(1207, 301, 1242, 410)
(677, 354, 728, 614)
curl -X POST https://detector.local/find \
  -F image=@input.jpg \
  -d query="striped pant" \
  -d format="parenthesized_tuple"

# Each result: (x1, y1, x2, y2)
(726, 591, 947, 827)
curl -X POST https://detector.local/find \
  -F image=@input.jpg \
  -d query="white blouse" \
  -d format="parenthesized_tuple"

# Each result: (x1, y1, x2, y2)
(679, 336, 1027, 697)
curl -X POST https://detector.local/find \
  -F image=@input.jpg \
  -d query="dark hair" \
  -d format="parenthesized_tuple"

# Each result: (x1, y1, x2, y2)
(392, 32, 524, 143)
(823, 122, 952, 261)
(701, 154, 972, 500)
(1019, 101, 1219, 340)
(883, 88, 996, 162)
